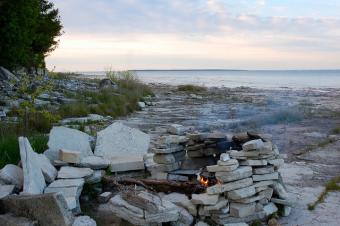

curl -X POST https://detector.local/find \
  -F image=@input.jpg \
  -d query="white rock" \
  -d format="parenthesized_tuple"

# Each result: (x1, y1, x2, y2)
(242, 139, 264, 151)
(263, 202, 278, 216)
(191, 193, 219, 205)
(230, 202, 255, 218)
(0, 185, 15, 199)
(59, 149, 81, 164)
(98, 192, 112, 203)
(19, 137, 46, 194)
(58, 166, 94, 179)
(0, 164, 23, 189)
(220, 153, 230, 161)
(109, 156, 145, 172)
(76, 156, 109, 169)
(94, 122, 150, 159)
(47, 126, 93, 161)
(217, 159, 238, 166)
(215, 166, 252, 182)
(283, 206, 292, 216)
(72, 216, 96, 226)
(37, 154, 57, 183)
(227, 186, 256, 200)
(138, 101, 146, 109)
(167, 124, 186, 135)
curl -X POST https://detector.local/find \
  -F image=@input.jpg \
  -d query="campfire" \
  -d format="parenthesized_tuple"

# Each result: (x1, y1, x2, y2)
(199, 170, 220, 187)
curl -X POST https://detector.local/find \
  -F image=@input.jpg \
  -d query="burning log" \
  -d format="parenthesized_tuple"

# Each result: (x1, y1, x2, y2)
(102, 175, 206, 194)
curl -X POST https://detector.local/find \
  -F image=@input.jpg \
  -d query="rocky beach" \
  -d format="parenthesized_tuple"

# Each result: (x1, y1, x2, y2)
(1, 69, 340, 225)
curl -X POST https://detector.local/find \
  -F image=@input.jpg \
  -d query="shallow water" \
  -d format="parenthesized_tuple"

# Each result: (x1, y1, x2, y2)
(82, 69, 340, 89)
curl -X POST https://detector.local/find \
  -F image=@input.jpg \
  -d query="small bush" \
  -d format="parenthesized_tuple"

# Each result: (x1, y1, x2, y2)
(49, 71, 78, 80)
(332, 126, 340, 134)
(177, 84, 207, 92)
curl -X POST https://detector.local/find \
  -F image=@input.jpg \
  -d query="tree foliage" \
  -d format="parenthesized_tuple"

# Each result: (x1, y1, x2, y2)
(0, 0, 63, 70)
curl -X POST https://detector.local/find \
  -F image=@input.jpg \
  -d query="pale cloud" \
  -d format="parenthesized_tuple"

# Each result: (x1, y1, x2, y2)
(46, 0, 340, 70)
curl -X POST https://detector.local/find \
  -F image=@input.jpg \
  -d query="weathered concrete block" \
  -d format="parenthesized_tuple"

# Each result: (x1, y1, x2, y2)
(0, 193, 74, 226)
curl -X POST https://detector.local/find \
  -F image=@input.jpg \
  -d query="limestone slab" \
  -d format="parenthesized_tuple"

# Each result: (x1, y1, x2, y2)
(229, 202, 256, 218)
(215, 166, 252, 182)
(47, 126, 93, 160)
(252, 172, 278, 181)
(109, 156, 145, 172)
(191, 193, 219, 205)
(59, 149, 81, 164)
(58, 166, 93, 179)
(252, 166, 274, 175)
(153, 150, 186, 164)
(263, 202, 278, 216)
(217, 159, 238, 166)
(0, 164, 23, 190)
(207, 163, 239, 172)
(37, 154, 57, 183)
(94, 122, 150, 159)
(76, 156, 109, 169)
(72, 216, 96, 226)
(19, 137, 46, 194)
(227, 186, 256, 200)
(242, 139, 264, 151)
(240, 160, 267, 166)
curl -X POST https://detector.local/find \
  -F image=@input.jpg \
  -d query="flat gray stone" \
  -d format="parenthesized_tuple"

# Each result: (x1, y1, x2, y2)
(227, 186, 256, 200)
(167, 124, 186, 135)
(0, 164, 23, 190)
(263, 202, 278, 216)
(230, 202, 255, 218)
(191, 193, 219, 205)
(94, 122, 150, 159)
(153, 151, 186, 164)
(76, 156, 109, 169)
(0, 213, 38, 226)
(58, 166, 93, 179)
(109, 156, 145, 172)
(19, 137, 46, 194)
(59, 149, 81, 164)
(240, 159, 267, 166)
(252, 172, 278, 181)
(252, 166, 274, 175)
(215, 166, 252, 182)
(47, 126, 93, 161)
(72, 216, 96, 226)
(0, 193, 74, 226)
(217, 159, 238, 166)
(242, 139, 264, 151)
(0, 185, 15, 199)
(207, 163, 239, 172)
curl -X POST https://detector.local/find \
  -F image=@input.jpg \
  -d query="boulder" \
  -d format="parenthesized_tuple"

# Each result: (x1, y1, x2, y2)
(0, 185, 15, 199)
(58, 166, 93, 179)
(0, 213, 38, 226)
(0, 66, 18, 81)
(0, 193, 74, 226)
(19, 137, 46, 194)
(94, 122, 150, 159)
(47, 127, 93, 161)
(72, 216, 96, 226)
(0, 164, 23, 190)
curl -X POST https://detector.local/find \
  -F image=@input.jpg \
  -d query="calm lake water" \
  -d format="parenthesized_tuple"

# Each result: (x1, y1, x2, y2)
(82, 70, 340, 89)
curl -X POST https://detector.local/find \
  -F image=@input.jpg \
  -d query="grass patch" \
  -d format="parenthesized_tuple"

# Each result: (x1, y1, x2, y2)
(332, 126, 340, 134)
(48, 71, 79, 80)
(0, 123, 48, 168)
(308, 176, 340, 210)
(177, 84, 207, 93)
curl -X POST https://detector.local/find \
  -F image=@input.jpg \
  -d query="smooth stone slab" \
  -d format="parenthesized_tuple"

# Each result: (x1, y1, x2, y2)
(0, 185, 15, 199)
(227, 186, 256, 200)
(47, 126, 93, 160)
(109, 156, 145, 172)
(37, 154, 57, 183)
(150, 145, 184, 154)
(153, 151, 186, 164)
(218, 159, 239, 166)
(270, 197, 294, 206)
(148, 162, 180, 172)
(253, 180, 275, 188)
(191, 193, 219, 205)
(207, 163, 239, 172)
(208, 178, 253, 195)
(161, 192, 197, 216)
(47, 178, 85, 188)
(263, 202, 278, 216)
(0, 164, 23, 190)
(0, 193, 74, 226)
(215, 166, 252, 182)
(233, 194, 265, 204)
(242, 139, 264, 151)
(240, 160, 267, 166)
(268, 159, 284, 168)
(59, 149, 81, 164)
(258, 187, 273, 199)
(72, 216, 96, 226)
(229, 150, 273, 159)
(229, 202, 255, 218)
(76, 156, 109, 169)
(252, 166, 274, 175)
(58, 166, 93, 179)
(0, 213, 38, 226)
(283, 206, 292, 216)
(94, 122, 150, 159)
(203, 197, 228, 211)
(19, 137, 46, 194)
(252, 172, 278, 181)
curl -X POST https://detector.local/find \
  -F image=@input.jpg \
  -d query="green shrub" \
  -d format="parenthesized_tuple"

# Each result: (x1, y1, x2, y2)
(332, 126, 340, 134)
(177, 84, 207, 92)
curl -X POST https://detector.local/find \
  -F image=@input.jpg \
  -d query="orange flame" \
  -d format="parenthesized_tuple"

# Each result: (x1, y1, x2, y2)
(200, 176, 209, 187)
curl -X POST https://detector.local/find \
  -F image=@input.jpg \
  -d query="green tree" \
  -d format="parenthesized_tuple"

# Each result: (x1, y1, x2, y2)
(0, 0, 62, 70)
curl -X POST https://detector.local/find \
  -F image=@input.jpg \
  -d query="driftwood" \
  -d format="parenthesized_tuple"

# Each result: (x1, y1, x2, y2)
(103, 175, 205, 194)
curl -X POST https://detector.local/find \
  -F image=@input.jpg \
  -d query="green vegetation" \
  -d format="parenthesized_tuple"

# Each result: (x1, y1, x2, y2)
(0, 123, 48, 168)
(332, 126, 340, 134)
(308, 176, 340, 210)
(0, 0, 62, 70)
(177, 84, 207, 92)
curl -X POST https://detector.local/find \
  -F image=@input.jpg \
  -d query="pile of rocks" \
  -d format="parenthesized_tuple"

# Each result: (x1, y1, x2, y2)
(148, 135, 188, 180)
(197, 138, 290, 224)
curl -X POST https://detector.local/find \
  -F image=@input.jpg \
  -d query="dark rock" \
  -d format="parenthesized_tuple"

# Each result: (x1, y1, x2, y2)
(99, 79, 118, 90)
(0, 213, 38, 226)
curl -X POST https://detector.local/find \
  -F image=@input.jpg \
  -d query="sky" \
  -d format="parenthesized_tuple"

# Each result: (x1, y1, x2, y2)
(46, 0, 340, 71)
